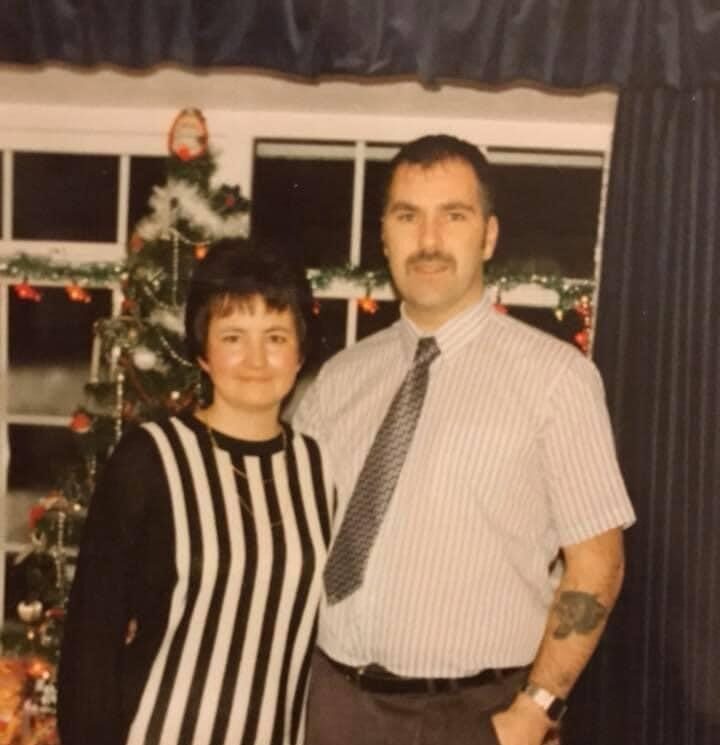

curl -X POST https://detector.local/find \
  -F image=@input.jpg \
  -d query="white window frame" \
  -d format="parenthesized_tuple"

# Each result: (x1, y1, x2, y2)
(0, 102, 613, 621)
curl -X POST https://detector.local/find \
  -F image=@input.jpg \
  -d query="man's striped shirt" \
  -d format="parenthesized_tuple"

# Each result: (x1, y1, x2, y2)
(294, 292, 635, 677)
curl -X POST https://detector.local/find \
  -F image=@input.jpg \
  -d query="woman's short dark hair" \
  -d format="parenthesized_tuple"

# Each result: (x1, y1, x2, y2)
(184, 237, 314, 362)
(384, 134, 495, 216)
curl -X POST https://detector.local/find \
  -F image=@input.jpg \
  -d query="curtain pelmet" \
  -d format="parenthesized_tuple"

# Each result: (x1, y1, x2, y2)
(1, 0, 720, 88)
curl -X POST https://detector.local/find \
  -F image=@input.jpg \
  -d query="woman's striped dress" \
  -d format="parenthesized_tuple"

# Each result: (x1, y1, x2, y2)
(58, 413, 333, 745)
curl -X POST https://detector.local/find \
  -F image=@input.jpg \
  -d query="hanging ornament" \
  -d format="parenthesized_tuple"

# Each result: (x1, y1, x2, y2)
(121, 297, 137, 314)
(13, 281, 42, 302)
(574, 329, 590, 354)
(554, 307, 565, 321)
(66, 283, 92, 303)
(573, 295, 593, 354)
(17, 600, 43, 624)
(69, 410, 93, 434)
(493, 302, 508, 314)
(358, 296, 379, 314)
(132, 346, 158, 371)
(194, 242, 209, 260)
(129, 232, 144, 253)
(312, 300, 322, 316)
(168, 108, 208, 162)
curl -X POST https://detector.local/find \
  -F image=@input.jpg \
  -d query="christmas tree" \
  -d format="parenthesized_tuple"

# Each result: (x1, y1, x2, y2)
(0, 109, 250, 740)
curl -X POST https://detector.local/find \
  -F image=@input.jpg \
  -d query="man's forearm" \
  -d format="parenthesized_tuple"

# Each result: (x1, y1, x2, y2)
(529, 527, 625, 698)
(491, 528, 626, 745)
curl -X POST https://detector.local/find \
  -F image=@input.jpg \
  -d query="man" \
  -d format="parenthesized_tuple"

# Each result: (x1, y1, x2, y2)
(294, 134, 635, 745)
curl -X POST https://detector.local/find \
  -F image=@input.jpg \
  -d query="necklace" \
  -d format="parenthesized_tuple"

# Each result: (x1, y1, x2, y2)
(202, 416, 287, 525)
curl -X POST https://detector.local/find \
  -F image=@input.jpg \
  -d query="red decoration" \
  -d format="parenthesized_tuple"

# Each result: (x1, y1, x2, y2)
(29, 505, 46, 531)
(129, 233, 144, 253)
(358, 296, 379, 314)
(69, 410, 92, 434)
(493, 302, 509, 314)
(13, 282, 42, 302)
(194, 243, 209, 260)
(168, 108, 208, 162)
(573, 295, 593, 354)
(65, 284, 92, 303)
(574, 329, 590, 353)
(121, 298, 137, 314)
(312, 300, 321, 316)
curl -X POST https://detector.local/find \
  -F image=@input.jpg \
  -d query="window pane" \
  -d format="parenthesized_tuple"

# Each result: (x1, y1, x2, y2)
(128, 155, 167, 236)
(311, 299, 349, 363)
(357, 300, 400, 340)
(8, 286, 113, 415)
(13, 152, 119, 241)
(252, 146, 353, 267)
(7, 425, 79, 492)
(491, 163, 602, 278)
(360, 159, 391, 270)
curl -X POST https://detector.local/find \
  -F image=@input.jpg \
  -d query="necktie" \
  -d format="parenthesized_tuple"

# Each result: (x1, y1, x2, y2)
(324, 336, 440, 605)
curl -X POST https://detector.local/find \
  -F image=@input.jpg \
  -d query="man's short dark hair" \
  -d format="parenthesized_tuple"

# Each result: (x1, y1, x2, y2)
(184, 237, 314, 362)
(384, 134, 495, 216)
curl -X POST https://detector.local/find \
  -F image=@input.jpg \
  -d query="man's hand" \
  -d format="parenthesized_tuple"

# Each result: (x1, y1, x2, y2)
(491, 691, 557, 745)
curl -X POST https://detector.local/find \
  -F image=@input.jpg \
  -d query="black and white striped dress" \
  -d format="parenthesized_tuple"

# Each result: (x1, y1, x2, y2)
(58, 413, 333, 745)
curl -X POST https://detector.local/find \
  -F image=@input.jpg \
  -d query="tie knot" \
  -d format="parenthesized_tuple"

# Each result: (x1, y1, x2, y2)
(414, 336, 440, 367)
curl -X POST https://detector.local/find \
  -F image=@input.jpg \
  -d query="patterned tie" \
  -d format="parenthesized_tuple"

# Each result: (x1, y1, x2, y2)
(324, 336, 441, 605)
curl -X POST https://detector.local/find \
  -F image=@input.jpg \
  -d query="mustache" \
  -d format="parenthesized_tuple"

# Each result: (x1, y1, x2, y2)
(406, 251, 455, 268)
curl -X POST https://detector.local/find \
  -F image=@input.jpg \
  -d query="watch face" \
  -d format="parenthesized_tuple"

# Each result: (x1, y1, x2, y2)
(524, 683, 568, 722)
(168, 108, 208, 162)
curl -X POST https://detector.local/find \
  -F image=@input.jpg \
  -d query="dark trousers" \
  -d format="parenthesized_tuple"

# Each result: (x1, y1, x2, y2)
(306, 649, 529, 745)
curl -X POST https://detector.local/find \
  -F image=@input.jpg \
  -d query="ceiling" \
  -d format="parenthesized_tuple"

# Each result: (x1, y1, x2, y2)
(0, 64, 617, 123)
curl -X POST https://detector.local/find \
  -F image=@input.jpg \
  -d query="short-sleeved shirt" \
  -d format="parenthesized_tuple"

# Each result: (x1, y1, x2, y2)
(294, 292, 635, 677)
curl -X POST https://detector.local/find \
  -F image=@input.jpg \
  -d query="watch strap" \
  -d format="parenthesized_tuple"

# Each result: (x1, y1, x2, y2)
(523, 682, 568, 722)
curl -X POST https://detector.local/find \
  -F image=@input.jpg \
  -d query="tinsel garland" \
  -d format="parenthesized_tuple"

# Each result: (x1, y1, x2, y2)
(0, 254, 123, 285)
(1, 253, 595, 309)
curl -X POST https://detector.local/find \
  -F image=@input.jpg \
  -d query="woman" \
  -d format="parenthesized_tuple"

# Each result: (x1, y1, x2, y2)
(58, 239, 333, 745)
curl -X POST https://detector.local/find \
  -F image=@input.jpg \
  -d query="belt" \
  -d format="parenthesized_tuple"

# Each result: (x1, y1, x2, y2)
(323, 653, 527, 695)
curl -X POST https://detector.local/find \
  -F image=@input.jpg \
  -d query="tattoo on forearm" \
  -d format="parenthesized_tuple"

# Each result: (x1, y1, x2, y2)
(552, 591, 608, 639)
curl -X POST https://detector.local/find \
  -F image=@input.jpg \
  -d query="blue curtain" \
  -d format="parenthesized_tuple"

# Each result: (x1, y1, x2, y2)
(1, 0, 719, 88)
(568, 87, 720, 745)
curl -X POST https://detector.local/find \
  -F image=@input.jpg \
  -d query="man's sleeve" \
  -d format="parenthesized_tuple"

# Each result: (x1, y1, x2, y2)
(542, 354, 636, 547)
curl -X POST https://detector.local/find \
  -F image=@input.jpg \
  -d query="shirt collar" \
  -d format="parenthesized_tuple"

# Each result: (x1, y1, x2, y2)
(397, 291, 495, 363)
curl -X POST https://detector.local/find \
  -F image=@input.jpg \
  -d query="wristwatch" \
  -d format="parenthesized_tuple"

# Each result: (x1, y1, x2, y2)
(523, 682, 568, 722)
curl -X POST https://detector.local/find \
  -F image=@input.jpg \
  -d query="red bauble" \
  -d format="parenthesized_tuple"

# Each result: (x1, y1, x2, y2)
(358, 296, 379, 314)
(13, 281, 42, 302)
(69, 410, 92, 434)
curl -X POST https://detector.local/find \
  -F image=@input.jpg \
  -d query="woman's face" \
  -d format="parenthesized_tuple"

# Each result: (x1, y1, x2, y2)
(198, 295, 302, 418)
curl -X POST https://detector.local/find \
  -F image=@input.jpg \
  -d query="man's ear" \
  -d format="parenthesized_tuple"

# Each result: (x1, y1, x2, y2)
(483, 215, 499, 262)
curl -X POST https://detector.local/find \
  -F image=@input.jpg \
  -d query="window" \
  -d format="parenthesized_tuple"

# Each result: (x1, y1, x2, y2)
(0, 142, 167, 621)
(0, 104, 612, 623)
(252, 139, 606, 356)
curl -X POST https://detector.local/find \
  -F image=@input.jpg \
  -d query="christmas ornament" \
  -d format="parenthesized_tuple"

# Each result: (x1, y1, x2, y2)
(168, 108, 208, 162)
(129, 232, 144, 253)
(493, 302, 509, 314)
(132, 346, 158, 371)
(358, 296, 379, 314)
(65, 283, 92, 303)
(13, 281, 42, 302)
(17, 600, 44, 624)
(69, 410, 92, 434)
(194, 243, 209, 260)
